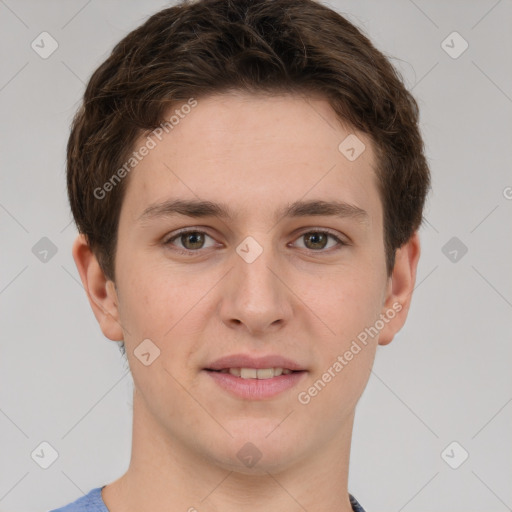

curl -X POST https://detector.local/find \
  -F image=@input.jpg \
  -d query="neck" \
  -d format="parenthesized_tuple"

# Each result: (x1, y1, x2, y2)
(102, 391, 356, 512)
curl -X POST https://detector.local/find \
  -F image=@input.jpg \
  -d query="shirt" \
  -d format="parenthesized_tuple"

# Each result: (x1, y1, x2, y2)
(48, 485, 366, 512)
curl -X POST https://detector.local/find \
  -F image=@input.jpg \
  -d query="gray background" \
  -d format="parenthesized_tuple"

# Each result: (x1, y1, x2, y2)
(1, 1, 511, 511)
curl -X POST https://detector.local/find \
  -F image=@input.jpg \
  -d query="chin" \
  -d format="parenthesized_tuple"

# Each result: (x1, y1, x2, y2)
(203, 426, 306, 475)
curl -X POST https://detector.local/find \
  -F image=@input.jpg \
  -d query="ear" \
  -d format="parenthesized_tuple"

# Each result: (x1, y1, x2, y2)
(71, 233, 124, 342)
(378, 232, 421, 346)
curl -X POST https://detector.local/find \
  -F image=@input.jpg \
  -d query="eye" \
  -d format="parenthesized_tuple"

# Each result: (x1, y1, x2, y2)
(164, 228, 346, 255)
(164, 229, 217, 253)
(292, 230, 345, 252)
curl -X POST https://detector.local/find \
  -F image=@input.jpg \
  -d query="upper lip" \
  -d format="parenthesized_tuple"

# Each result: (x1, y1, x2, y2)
(206, 354, 306, 371)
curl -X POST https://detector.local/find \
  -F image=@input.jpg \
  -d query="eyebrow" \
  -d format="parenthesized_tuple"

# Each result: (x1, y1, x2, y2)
(138, 198, 369, 225)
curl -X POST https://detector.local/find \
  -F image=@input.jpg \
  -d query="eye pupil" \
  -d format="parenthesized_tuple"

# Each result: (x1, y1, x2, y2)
(304, 232, 328, 250)
(182, 232, 204, 249)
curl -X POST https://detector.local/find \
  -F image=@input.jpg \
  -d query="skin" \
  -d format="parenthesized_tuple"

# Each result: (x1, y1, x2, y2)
(73, 91, 420, 512)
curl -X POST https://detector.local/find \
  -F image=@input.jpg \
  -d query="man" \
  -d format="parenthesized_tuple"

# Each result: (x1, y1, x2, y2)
(50, 0, 430, 510)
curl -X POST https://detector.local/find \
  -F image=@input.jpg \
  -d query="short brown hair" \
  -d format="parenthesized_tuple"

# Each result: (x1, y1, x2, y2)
(67, 0, 430, 281)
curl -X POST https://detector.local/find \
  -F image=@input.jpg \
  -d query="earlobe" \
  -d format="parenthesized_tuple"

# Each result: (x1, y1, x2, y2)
(378, 232, 421, 346)
(71, 234, 124, 342)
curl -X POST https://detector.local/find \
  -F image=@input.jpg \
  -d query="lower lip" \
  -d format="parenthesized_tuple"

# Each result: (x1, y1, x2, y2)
(204, 370, 307, 400)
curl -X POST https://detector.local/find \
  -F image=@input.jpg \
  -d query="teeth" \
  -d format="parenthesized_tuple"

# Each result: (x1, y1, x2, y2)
(255, 368, 273, 379)
(241, 368, 258, 379)
(220, 368, 293, 379)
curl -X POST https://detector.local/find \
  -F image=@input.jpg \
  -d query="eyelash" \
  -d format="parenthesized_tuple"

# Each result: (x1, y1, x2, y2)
(164, 228, 347, 256)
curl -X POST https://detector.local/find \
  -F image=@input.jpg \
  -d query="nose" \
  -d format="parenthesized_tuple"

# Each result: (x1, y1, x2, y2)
(218, 240, 292, 336)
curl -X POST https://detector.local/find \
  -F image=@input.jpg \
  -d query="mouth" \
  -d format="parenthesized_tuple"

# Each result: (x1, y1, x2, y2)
(205, 353, 306, 373)
(205, 367, 301, 379)
(203, 354, 307, 399)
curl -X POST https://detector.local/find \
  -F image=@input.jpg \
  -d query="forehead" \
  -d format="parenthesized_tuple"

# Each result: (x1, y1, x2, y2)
(120, 92, 381, 226)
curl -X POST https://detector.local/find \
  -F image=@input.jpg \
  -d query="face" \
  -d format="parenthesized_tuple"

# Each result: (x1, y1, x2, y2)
(76, 91, 418, 474)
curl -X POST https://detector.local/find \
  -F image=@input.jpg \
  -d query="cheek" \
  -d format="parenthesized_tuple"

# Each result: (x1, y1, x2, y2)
(299, 276, 381, 416)
(319, 267, 385, 330)
(309, 266, 384, 394)
(116, 258, 224, 360)
(115, 260, 186, 339)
